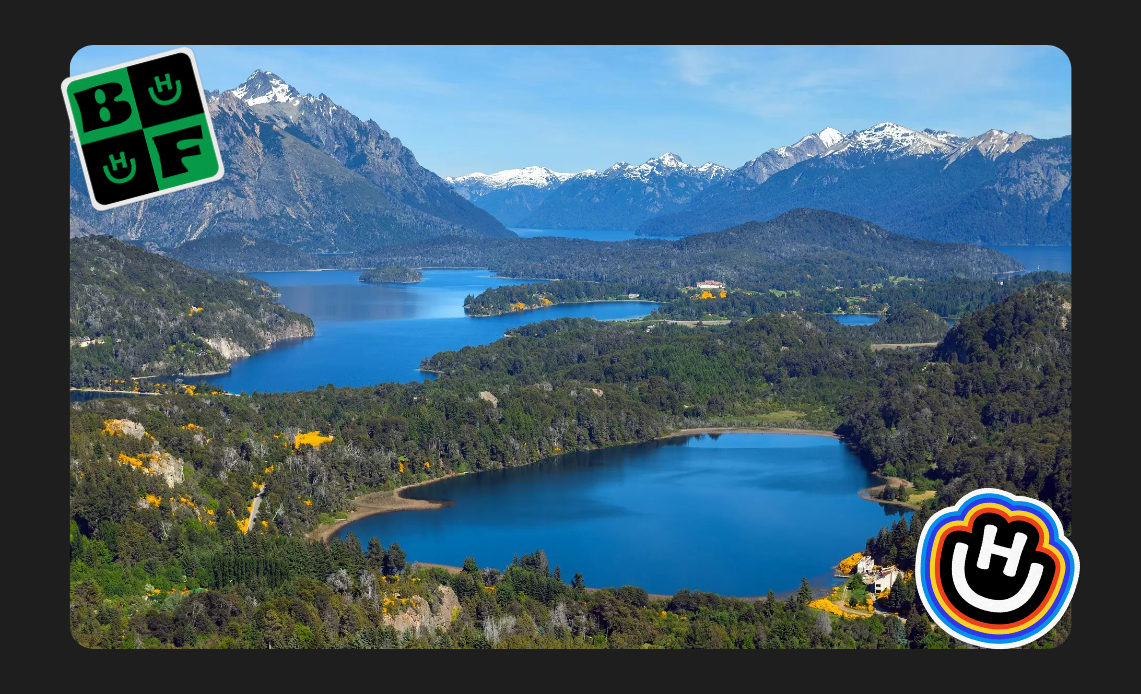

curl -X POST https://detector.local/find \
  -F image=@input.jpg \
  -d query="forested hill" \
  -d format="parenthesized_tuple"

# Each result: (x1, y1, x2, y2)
(355, 209, 1019, 287)
(359, 266, 425, 284)
(70, 236, 314, 387)
(840, 283, 1071, 595)
(68, 284, 1071, 648)
(170, 210, 1021, 283)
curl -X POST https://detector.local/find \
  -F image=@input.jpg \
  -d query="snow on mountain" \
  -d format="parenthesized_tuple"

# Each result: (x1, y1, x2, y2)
(736, 129, 839, 184)
(231, 70, 302, 106)
(817, 127, 844, 147)
(943, 129, 1035, 168)
(599, 153, 729, 183)
(825, 122, 958, 158)
(923, 128, 967, 148)
(446, 166, 579, 192)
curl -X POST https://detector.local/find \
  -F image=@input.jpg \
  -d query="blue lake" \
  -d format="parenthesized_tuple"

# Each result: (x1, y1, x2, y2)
(339, 432, 908, 597)
(509, 227, 673, 242)
(831, 314, 881, 326)
(199, 269, 659, 395)
(986, 245, 1071, 274)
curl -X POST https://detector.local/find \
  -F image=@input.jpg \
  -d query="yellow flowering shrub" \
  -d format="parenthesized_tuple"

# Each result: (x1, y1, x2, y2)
(294, 431, 334, 449)
(118, 451, 159, 474)
(808, 598, 871, 620)
(837, 553, 863, 574)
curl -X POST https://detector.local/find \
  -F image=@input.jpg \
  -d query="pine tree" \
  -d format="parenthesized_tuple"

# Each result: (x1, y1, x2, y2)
(796, 576, 813, 607)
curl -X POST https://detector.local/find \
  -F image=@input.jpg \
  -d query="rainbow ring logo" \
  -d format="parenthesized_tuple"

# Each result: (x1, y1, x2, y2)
(916, 489, 1078, 649)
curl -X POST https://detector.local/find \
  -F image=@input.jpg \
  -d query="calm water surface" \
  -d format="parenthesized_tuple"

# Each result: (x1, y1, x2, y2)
(831, 314, 881, 326)
(340, 433, 908, 597)
(986, 245, 1071, 274)
(509, 227, 673, 242)
(199, 269, 658, 394)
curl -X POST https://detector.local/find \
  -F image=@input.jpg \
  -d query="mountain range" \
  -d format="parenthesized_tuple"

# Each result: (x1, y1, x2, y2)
(69, 70, 514, 252)
(446, 166, 586, 226)
(447, 123, 1071, 245)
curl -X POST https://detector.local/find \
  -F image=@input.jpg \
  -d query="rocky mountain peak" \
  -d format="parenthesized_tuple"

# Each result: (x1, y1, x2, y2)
(825, 122, 958, 158)
(944, 129, 1036, 166)
(817, 127, 844, 147)
(231, 70, 301, 106)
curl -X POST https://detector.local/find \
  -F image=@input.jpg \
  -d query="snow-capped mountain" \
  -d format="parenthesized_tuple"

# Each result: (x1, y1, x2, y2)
(71, 70, 512, 252)
(491, 153, 730, 230)
(943, 129, 1035, 167)
(231, 70, 301, 105)
(823, 122, 962, 159)
(638, 122, 1070, 246)
(595, 152, 730, 184)
(446, 166, 586, 201)
(443, 153, 731, 229)
(923, 128, 968, 148)
(737, 128, 842, 184)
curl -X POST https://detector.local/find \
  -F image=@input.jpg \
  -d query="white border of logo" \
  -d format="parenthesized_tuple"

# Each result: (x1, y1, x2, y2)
(62, 47, 225, 212)
(915, 488, 1079, 649)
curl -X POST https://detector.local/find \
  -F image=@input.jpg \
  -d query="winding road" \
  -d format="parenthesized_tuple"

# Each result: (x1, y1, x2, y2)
(246, 485, 266, 533)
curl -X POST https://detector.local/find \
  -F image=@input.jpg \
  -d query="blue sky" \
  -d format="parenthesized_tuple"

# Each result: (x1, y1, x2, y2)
(71, 45, 1071, 179)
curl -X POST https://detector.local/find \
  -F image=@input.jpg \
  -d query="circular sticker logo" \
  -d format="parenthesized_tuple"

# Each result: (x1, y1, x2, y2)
(916, 488, 1078, 649)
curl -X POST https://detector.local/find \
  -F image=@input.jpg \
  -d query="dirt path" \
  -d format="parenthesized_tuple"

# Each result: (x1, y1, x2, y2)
(246, 486, 266, 534)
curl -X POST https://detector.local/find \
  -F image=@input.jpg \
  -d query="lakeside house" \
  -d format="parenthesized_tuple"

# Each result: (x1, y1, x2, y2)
(857, 557, 900, 593)
(627, 293, 640, 299)
(871, 566, 900, 592)
(696, 280, 726, 290)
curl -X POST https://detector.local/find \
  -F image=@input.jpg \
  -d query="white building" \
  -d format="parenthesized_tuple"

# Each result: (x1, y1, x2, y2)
(696, 280, 725, 290)
(873, 566, 899, 593)
(856, 555, 875, 575)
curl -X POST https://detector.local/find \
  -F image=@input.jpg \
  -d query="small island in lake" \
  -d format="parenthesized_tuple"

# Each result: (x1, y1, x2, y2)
(359, 266, 425, 284)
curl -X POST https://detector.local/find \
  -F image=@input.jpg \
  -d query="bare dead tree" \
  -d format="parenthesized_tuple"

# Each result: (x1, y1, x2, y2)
(548, 601, 570, 638)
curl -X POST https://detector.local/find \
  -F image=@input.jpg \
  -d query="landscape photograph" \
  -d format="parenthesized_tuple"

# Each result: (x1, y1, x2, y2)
(67, 45, 1072, 650)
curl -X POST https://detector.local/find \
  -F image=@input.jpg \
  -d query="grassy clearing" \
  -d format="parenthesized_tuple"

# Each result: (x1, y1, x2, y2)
(906, 490, 935, 504)
(752, 410, 807, 425)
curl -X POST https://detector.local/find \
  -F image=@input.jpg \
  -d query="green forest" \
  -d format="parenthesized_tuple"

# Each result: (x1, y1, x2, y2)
(69, 276, 1072, 648)
(359, 267, 425, 284)
(169, 209, 1022, 285)
(70, 237, 314, 388)
(465, 271, 1067, 327)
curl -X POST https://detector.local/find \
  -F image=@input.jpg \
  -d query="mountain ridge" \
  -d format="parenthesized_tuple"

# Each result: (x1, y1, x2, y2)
(69, 70, 514, 252)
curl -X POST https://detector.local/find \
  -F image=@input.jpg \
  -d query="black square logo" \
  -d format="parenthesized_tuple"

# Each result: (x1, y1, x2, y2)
(128, 52, 205, 129)
(81, 130, 160, 206)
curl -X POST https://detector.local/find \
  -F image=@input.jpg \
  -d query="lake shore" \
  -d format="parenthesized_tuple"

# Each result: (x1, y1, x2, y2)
(70, 388, 158, 396)
(857, 472, 922, 510)
(308, 473, 471, 543)
(310, 426, 842, 543)
(467, 298, 659, 319)
(660, 426, 840, 440)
